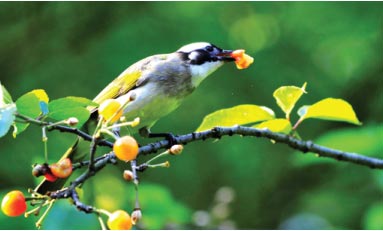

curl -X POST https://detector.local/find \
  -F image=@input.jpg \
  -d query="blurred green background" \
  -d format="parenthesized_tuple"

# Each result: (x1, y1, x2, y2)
(1, 2, 382, 229)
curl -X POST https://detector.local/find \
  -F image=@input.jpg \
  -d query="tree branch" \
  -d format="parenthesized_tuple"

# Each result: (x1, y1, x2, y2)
(45, 122, 383, 169)
(138, 126, 383, 169)
(48, 124, 113, 148)
(16, 113, 383, 169)
(44, 125, 382, 217)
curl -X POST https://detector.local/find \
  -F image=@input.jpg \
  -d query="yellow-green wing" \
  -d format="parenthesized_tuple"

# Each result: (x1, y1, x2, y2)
(91, 54, 168, 111)
(92, 67, 142, 105)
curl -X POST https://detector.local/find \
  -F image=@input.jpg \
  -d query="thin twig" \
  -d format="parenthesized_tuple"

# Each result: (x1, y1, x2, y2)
(15, 113, 114, 147)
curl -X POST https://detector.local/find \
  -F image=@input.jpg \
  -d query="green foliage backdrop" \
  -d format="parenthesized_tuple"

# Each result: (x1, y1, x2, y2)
(0, 2, 382, 229)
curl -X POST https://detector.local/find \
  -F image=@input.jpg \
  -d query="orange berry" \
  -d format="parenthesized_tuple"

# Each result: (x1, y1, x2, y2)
(99, 99, 123, 123)
(50, 158, 72, 178)
(230, 49, 254, 69)
(113, 136, 139, 162)
(1, 190, 27, 217)
(230, 49, 245, 59)
(235, 53, 254, 69)
(107, 210, 133, 230)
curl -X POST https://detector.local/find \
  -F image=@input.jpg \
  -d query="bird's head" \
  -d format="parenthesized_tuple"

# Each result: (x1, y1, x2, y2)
(176, 42, 235, 87)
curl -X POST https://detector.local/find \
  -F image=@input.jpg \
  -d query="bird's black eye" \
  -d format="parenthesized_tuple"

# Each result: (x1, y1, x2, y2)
(205, 46, 214, 52)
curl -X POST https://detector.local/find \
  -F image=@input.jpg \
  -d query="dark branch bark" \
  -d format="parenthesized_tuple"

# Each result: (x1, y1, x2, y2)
(18, 109, 382, 169)
(46, 123, 383, 169)
(138, 126, 383, 169)
(50, 125, 113, 148)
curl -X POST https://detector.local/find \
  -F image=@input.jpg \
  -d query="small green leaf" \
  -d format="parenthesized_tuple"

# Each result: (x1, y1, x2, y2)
(48, 97, 95, 127)
(15, 90, 43, 135)
(298, 98, 362, 125)
(273, 82, 307, 119)
(49, 107, 90, 128)
(254, 118, 292, 134)
(196, 104, 275, 132)
(55, 96, 98, 107)
(31, 89, 49, 115)
(0, 104, 17, 137)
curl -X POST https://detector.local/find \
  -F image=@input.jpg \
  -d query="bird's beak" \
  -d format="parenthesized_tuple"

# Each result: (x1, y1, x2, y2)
(216, 50, 235, 62)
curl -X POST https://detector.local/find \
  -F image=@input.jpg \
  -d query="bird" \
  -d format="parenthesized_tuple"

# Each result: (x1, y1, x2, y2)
(35, 42, 236, 194)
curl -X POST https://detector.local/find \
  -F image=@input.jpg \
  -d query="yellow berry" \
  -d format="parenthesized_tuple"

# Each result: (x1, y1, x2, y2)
(113, 136, 139, 162)
(99, 99, 123, 123)
(107, 210, 132, 230)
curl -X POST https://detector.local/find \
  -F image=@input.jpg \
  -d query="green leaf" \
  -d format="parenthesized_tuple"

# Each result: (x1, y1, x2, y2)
(30, 89, 50, 115)
(55, 96, 98, 107)
(297, 98, 362, 125)
(196, 104, 275, 132)
(0, 104, 17, 137)
(273, 82, 307, 119)
(49, 107, 90, 128)
(48, 97, 95, 127)
(254, 118, 292, 134)
(15, 90, 43, 136)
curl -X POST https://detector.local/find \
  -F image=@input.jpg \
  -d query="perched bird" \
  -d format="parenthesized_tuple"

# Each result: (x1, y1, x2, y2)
(93, 42, 235, 136)
(35, 42, 236, 194)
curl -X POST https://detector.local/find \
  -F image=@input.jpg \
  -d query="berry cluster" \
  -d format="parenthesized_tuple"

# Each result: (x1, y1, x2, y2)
(32, 158, 72, 182)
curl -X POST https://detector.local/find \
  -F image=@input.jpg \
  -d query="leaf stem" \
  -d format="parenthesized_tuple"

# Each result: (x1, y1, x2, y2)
(292, 118, 303, 130)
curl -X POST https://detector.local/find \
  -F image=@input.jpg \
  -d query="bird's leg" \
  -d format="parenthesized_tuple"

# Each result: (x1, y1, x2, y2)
(139, 127, 178, 147)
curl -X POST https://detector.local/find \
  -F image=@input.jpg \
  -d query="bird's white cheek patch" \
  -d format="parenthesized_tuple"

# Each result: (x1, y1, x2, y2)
(188, 52, 199, 61)
(190, 61, 224, 87)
